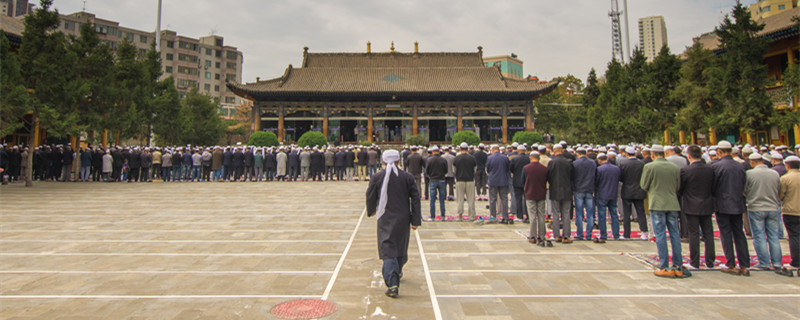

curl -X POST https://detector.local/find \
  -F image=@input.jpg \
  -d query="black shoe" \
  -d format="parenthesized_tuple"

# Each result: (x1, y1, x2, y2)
(385, 286, 398, 298)
(546, 240, 554, 247)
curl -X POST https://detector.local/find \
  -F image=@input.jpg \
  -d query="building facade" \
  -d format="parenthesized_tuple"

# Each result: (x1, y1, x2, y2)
(638, 16, 668, 62)
(483, 54, 524, 80)
(0, 0, 33, 17)
(58, 12, 244, 116)
(749, 0, 798, 20)
(228, 44, 557, 144)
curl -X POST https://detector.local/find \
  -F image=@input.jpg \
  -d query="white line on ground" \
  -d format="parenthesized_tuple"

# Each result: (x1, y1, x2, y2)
(417, 229, 516, 232)
(0, 270, 333, 275)
(0, 252, 341, 257)
(0, 295, 322, 299)
(425, 252, 650, 256)
(422, 239, 522, 242)
(429, 269, 652, 273)
(0, 229, 351, 233)
(436, 294, 800, 299)
(0, 239, 347, 243)
(321, 207, 366, 301)
(416, 229, 444, 320)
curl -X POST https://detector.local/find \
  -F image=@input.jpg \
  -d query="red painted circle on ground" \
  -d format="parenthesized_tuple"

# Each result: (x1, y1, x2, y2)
(270, 299, 338, 319)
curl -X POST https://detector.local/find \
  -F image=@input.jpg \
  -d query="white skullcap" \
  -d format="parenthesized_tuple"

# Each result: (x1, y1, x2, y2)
(382, 149, 400, 163)
(512, 142, 519, 148)
(597, 152, 607, 158)
(651, 145, 664, 152)
(517, 146, 526, 151)
(530, 151, 540, 156)
(608, 151, 617, 157)
(771, 152, 783, 160)
(718, 140, 732, 149)
(785, 155, 800, 162)
(460, 142, 469, 149)
(430, 146, 440, 152)
(709, 150, 716, 155)
(625, 147, 636, 154)
(748, 153, 762, 160)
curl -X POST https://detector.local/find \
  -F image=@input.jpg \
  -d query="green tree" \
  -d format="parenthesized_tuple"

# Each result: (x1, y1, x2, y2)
(451, 130, 481, 146)
(248, 131, 279, 147)
(110, 39, 145, 143)
(672, 41, 720, 137)
(68, 22, 115, 144)
(533, 74, 579, 140)
(297, 131, 327, 147)
(181, 89, 225, 146)
(641, 45, 682, 141)
(405, 134, 428, 146)
(151, 77, 185, 145)
(710, 2, 773, 140)
(511, 131, 543, 145)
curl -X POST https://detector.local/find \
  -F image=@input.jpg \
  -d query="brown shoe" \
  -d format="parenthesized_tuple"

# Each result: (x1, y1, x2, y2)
(593, 238, 606, 243)
(654, 268, 676, 278)
(555, 237, 563, 243)
(740, 268, 750, 277)
(561, 238, 573, 244)
(528, 238, 538, 244)
(721, 267, 741, 276)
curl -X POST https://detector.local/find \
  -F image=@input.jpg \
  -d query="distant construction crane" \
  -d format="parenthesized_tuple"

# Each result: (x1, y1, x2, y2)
(609, 0, 628, 64)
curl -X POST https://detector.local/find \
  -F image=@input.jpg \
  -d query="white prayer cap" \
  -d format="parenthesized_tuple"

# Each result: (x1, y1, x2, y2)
(553, 144, 563, 150)
(785, 155, 800, 163)
(576, 147, 586, 152)
(748, 153, 762, 160)
(608, 151, 617, 157)
(709, 150, 717, 156)
(430, 146, 440, 152)
(478, 143, 485, 148)
(512, 142, 519, 148)
(742, 146, 753, 154)
(732, 147, 740, 154)
(625, 147, 636, 154)
(599, 147, 607, 152)
(718, 140, 732, 149)
(382, 149, 400, 163)
(597, 152, 608, 159)
(517, 145, 526, 151)
(490, 144, 500, 149)
(460, 142, 469, 149)
(762, 153, 773, 161)
(664, 146, 674, 152)
(558, 141, 567, 145)
(771, 152, 783, 160)
(651, 145, 664, 152)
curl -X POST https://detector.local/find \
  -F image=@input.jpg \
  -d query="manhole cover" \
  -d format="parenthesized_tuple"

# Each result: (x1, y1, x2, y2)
(270, 299, 338, 319)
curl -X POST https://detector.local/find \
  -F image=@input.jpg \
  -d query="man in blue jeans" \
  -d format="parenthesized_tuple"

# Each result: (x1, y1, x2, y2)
(572, 147, 596, 240)
(595, 153, 620, 242)
(744, 153, 783, 270)
(425, 146, 448, 221)
(640, 145, 690, 278)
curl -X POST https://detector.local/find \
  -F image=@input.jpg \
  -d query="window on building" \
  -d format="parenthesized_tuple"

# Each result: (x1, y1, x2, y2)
(226, 62, 237, 70)
(205, 60, 212, 68)
(179, 41, 199, 51)
(215, 73, 220, 80)
(214, 85, 220, 92)
(139, 49, 147, 55)
(226, 50, 237, 59)
(205, 48, 212, 55)
(176, 79, 199, 89)
(64, 21, 75, 30)
(778, 4, 785, 10)
(225, 97, 236, 104)
(166, 53, 174, 61)
(124, 33, 134, 41)
(218, 108, 227, 116)
(179, 92, 186, 99)
(226, 74, 236, 81)
(166, 41, 174, 48)
(177, 66, 200, 76)
(165, 66, 173, 73)
(139, 35, 147, 43)
(215, 62, 221, 68)
(178, 54, 199, 63)
(216, 50, 222, 58)
(204, 83, 211, 91)
(762, 5, 771, 12)
(216, 39, 223, 47)
(205, 72, 212, 79)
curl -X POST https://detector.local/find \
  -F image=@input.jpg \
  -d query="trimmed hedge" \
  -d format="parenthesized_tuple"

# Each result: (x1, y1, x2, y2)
(405, 134, 428, 146)
(512, 131, 543, 145)
(297, 131, 328, 148)
(247, 131, 279, 147)
(451, 130, 481, 146)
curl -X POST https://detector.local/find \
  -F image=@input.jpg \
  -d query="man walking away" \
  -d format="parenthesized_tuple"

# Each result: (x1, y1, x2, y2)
(679, 145, 716, 269)
(473, 144, 489, 201)
(366, 150, 421, 298)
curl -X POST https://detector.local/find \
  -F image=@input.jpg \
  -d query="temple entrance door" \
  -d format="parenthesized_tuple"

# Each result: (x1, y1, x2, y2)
(385, 120, 402, 142)
(429, 119, 447, 142)
(295, 120, 312, 141)
(340, 120, 357, 142)
(473, 120, 491, 141)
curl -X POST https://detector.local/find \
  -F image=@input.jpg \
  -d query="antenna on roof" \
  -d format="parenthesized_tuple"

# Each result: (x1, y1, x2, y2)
(210, 27, 218, 36)
(82, 0, 87, 11)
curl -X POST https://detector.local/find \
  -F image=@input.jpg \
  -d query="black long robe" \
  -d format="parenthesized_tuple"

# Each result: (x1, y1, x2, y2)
(366, 168, 422, 259)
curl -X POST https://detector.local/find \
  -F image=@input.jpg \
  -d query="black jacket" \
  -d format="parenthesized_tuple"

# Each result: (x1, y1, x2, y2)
(425, 154, 448, 180)
(345, 151, 356, 167)
(711, 155, 746, 215)
(311, 151, 325, 171)
(357, 150, 368, 165)
(679, 161, 716, 216)
(547, 154, 573, 201)
(619, 157, 647, 200)
(244, 151, 254, 167)
(509, 152, 530, 188)
(263, 152, 276, 169)
(405, 153, 424, 176)
(453, 153, 477, 182)
(233, 151, 244, 167)
(473, 150, 488, 170)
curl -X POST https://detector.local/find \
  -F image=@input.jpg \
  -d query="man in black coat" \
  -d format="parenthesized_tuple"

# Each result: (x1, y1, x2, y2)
(619, 147, 648, 239)
(405, 146, 425, 197)
(62, 146, 74, 182)
(263, 148, 277, 181)
(547, 145, 574, 243)
(243, 147, 254, 181)
(91, 148, 103, 181)
(357, 147, 369, 181)
(222, 148, 233, 181)
(510, 145, 530, 222)
(679, 145, 716, 269)
(345, 147, 356, 181)
(365, 150, 421, 298)
(128, 148, 141, 182)
(287, 148, 300, 182)
(232, 147, 244, 181)
(712, 141, 751, 275)
(310, 147, 325, 181)
(473, 144, 489, 200)
(335, 148, 346, 181)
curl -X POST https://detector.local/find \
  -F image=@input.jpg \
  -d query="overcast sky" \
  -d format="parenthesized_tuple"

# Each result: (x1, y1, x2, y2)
(52, 0, 744, 84)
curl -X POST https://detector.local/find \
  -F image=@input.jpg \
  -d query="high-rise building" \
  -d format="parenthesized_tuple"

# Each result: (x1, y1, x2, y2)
(638, 16, 667, 62)
(483, 54, 524, 80)
(749, 0, 798, 20)
(57, 11, 244, 116)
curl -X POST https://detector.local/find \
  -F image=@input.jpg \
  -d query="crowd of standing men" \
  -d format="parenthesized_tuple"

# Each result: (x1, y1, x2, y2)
(2, 141, 799, 279)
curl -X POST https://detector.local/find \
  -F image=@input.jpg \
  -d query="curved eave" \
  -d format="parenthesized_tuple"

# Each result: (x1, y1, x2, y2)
(227, 81, 558, 102)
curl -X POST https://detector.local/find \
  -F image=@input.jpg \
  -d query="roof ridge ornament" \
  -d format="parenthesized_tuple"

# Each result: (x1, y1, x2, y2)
(390, 41, 395, 53)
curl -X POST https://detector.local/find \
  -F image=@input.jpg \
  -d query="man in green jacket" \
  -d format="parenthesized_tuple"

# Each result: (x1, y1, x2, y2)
(640, 145, 690, 278)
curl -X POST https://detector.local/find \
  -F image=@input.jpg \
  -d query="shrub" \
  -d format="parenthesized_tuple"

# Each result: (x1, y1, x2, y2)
(405, 134, 428, 146)
(512, 131, 543, 145)
(297, 131, 328, 148)
(451, 130, 481, 146)
(248, 131, 279, 147)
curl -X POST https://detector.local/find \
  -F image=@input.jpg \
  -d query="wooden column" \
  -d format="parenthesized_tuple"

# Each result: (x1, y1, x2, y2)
(708, 128, 717, 145)
(322, 106, 329, 138)
(747, 132, 756, 145)
(679, 130, 686, 144)
(457, 108, 463, 132)
(277, 107, 285, 143)
(663, 129, 671, 145)
(412, 105, 418, 136)
(367, 107, 374, 142)
(33, 117, 41, 147)
(101, 129, 108, 148)
(501, 114, 508, 144)
(691, 131, 698, 144)
(253, 106, 261, 132)
(526, 104, 533, 132)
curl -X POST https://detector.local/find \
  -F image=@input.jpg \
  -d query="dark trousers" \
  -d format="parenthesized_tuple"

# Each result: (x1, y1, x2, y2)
(203, 165, 211, 181)
(223, 165, 232, 180)
(244, 165, 252, 181)
(679, 210, 688, 238)
(312, 169, 323, 181)
(140, 168, 149, 182)
(784, 215, 800, 268)
(128, 168, 139, 182)
(424, 176, 430, 198)
(382, 256, 408, 288)
(92, 166, 102, 181)
(152, 164, 161, 179)
(325, 165, 334, 180)
(474, 169, 487, 195)
(335, 166, 344, 181)
(622, 198, 647, 237)
(687, 215, 715, 268)
(716, 213, 750, 268)
(234, 166, 243, 181)
(513, 187, 527, 220)
(446, 177, 455, 197)
(112, 166, 121, 182)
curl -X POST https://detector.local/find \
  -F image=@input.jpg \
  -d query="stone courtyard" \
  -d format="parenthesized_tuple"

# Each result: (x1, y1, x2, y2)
(0, 181, 798, 319)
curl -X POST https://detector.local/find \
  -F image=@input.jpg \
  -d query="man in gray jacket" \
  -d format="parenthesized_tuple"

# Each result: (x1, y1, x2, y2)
(442, 146, 456, 201)
(300, 147, 311, 181)
(744, 153, 782, 270)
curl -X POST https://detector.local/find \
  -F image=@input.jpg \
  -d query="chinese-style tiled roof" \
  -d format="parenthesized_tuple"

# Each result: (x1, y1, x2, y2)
(229, 49, 558, 102)
(695, 6, 799, 52)
(0, 15, 25, 45)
